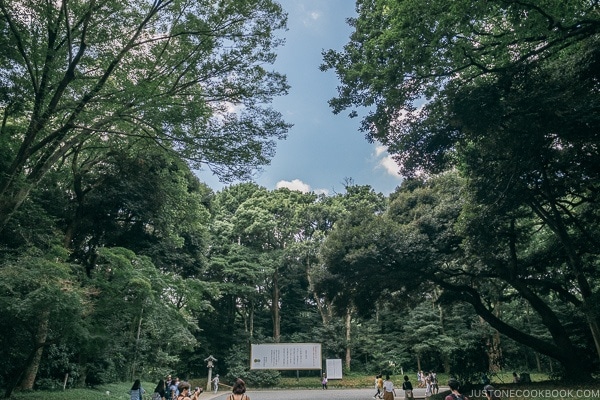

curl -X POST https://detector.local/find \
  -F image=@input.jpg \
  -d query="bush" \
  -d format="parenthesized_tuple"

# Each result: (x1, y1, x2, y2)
(225, 367, 280, 387)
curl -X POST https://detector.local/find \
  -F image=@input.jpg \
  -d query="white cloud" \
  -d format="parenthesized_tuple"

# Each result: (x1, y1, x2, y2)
(380, 155, 401, 176)
(373, 146, 402, 177)
(276, 179, 311, 193)
(309, 11, 321, 21)
(296, 3, 323, 30)
(375, 145, 387, 157)
(276, 179, 329, 195)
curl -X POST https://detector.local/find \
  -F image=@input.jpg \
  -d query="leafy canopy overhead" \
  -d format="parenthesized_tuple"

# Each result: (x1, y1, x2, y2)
(321, 0, 600, 175)
(0, 0, 291, 229)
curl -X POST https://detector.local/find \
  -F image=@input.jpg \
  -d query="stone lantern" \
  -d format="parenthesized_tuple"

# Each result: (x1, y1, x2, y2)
(204, 355, 217, 392)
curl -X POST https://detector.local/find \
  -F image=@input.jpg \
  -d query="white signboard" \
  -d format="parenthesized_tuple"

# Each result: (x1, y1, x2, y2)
(250, 343, 322, 370)
(326, 358, 343, 379)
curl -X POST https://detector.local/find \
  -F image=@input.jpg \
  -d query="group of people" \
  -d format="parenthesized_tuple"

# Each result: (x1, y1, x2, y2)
(373, 374, 417, 400)
(416, 370, 439, 396)
(369, 373, 484, 400)
(129, 374, 249, 400)
(132, 375, 202, 400)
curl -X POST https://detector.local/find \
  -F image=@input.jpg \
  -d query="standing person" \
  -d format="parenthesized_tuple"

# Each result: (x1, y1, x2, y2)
(512, 372, 520, 383)
(212, 374, 220, 393)
(377, 374, 385, 398)
(402, 375, 415, 400)
(431, 371, 439, 394)
(165, 375, 173, 400)
(176, 381, 202, 400)
(382, 375, 396, 400)
(373, 375, 379, 398)
(130, 379, 145, 400)
(152, 379, 166, 400)
(227, 378, 250, 400)
(424, 372, 432, 398)
(484, 385, 500, 400)
(169, 377, 180, 399)
(374, 375, 383, 399)
(321, 373, 328, 389)
(444, 379, 469, 400)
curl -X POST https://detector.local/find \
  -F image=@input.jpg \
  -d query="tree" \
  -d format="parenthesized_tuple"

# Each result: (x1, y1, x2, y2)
(232, 188, 316, 342)
(322, 0, 599, 170)
(318, 184, 387, 370)
(0, 0, 290, 231)
(323, 0, 600, 377)
(321, 173, 597, 379)
(61, 142, 212, 276)
(0, 246, 86, 397)
(77, 247, 203, 384)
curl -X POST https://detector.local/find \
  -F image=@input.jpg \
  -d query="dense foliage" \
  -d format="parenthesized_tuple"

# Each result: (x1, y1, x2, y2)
(1, 0, 599, 398)
(322, 0, 600, 381)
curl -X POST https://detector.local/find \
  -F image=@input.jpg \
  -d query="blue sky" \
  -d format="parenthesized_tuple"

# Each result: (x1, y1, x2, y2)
(198, 0, 404, 196)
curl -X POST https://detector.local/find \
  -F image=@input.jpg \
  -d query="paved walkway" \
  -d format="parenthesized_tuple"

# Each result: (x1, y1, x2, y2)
(201, 387, 447, 400)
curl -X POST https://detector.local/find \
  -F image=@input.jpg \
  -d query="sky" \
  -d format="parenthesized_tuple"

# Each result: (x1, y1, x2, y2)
(197, 0, 404, 196)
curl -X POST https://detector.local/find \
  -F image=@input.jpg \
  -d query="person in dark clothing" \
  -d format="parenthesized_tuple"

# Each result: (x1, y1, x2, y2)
(402, 375, 414, 400)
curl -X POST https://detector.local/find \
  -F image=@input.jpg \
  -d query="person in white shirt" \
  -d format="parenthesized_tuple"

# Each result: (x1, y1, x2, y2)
(211, 374, 220, 393)
(382, 375, 396, 400)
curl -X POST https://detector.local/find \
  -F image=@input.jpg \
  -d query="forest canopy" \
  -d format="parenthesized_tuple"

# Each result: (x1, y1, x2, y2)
(1, 0, 600, 397)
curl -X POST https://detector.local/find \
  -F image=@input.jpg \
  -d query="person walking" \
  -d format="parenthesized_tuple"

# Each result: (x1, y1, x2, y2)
(431, 371, 439, 394)
(212, 374, 220, 393)
(382, 375, 396, 400)
(444, 379, 469, 400)
(374, 374, 383, 399)
(402, 375, 414, 400)
(227, 378, 250, 400)
(425, 372, 432, 398)
(321, 373, 328, 389)
(152, 379, 166, 400)
(169, 377, 180, 399)
(165, 376, 173, 400)
(130, 379, 145, 400)
(484, 384, 501, 400)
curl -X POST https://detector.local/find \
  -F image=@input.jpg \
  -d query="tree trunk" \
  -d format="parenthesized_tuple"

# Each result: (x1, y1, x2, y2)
(306, 261, 333, 325)
(0, 186, 32, 234)
(272, 268, 280, 342)
(529, 191, 600, 364)
(18, 309, 50, 390)
(481, 305, 502, 372)
(345, 307, 352, 370)
(249, 299, 255, 337)
(130, 306, 144, 380)
(459, 283, 590, 381)
(586, 315, 600, 363)
(534, 352, 542, 372)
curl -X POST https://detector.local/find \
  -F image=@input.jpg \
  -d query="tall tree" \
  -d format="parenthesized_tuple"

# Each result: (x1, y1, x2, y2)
(0, 247, 86, 397)
(0, 0, 290, 231)
(318, 184, 387, 369)
(322, 0, 600, 376)
(232, 188, 315, 341)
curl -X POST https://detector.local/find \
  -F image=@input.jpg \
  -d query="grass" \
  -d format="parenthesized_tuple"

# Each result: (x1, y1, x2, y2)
(6, 373, 600, 400)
